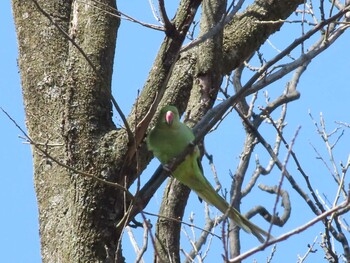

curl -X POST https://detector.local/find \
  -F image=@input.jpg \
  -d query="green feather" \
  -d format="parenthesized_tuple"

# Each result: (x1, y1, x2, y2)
(147, 105, 271, 243)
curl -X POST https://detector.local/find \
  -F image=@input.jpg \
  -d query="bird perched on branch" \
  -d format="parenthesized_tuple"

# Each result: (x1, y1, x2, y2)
(147, 105, 271, 243)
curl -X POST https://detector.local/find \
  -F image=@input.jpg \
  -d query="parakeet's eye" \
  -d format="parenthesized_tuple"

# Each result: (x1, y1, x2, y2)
(165, 111, 174, 125)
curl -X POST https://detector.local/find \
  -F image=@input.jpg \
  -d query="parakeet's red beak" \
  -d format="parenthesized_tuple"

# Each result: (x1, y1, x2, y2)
(165, 111, 174, 125)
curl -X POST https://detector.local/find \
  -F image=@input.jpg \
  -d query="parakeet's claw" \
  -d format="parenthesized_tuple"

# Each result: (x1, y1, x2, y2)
(189, 141, 196, 147)
(163, 157, 178, 172)
(162, 164, 172, 172)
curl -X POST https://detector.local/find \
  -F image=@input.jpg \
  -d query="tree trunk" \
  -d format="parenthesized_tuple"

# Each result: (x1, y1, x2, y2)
(12, 0, 122, 262)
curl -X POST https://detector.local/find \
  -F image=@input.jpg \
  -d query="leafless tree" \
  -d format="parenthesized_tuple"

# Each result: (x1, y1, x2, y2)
(11, 0, 350, 262)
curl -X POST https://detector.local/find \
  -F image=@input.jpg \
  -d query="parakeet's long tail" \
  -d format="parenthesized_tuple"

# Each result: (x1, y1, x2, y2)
(195, 181, 271, 243)
(225, 206, 271, 243)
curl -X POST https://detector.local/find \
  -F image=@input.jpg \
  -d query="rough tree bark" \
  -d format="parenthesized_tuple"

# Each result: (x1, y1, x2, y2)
(12, 0, 122, 262)
(12, 0, 305, 262)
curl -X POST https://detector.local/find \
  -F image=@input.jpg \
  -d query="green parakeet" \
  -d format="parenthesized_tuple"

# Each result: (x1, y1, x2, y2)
(147, 105, 270, 243)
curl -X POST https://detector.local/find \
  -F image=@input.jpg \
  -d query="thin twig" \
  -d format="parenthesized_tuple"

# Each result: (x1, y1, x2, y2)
(184, 207, 221, 262)
(0, 107, 132, 196)
(158, 0, 175, 35)
(296, 236, 318, 263)
(181, 0, 245, 52)
(243, 6, 350, 93)
(267, 245, 277, 263)
(267, 125, 301, 236)
(229, 199, 350, 262)
(142, 211, 222, 239)
(148, 0, 162, 24)
(267, 111, 326, 214)
(118, 10, 163, 30)
(126, 224, 147, 263)
(81, 0, 165, 30)
(235, 107, 321, 216)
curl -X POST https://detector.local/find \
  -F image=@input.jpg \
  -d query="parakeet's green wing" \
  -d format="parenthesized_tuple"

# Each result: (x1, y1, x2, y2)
(147, 105, 271, 243)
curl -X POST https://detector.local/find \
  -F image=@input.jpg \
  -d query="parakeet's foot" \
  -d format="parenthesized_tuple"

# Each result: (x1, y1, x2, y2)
(162, 164, 172, 172)
(163, 157, 178, 172)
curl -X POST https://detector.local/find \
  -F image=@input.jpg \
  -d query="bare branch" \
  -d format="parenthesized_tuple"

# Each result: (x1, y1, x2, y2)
(229, 198, 350, 262)
(118, 10, 164, 31)
(244, 6, 350, 95)
(158, 0, 175, 35)
(83, 0, 165, 31)
(148, 0, 161, 23)
(204, 151, 222, 192)
(267, 245, 277, 263)
(142, 211, 221, 239)
(180, 0, 245, 52)
(246, 184, 291, 227)
(309, 112, 348, 198)
(296, 236, 318, 263)
(236, 106, 321, 216)
(0, 107, 132, 195)
(184, 208, 222, 262)
(126, 222, 149, 263)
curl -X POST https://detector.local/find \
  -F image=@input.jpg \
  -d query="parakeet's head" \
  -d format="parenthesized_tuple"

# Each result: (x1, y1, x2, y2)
(157, 105, 180, 127)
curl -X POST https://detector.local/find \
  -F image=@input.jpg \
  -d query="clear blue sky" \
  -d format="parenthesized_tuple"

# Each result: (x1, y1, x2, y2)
(1, 1, 349, 262)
